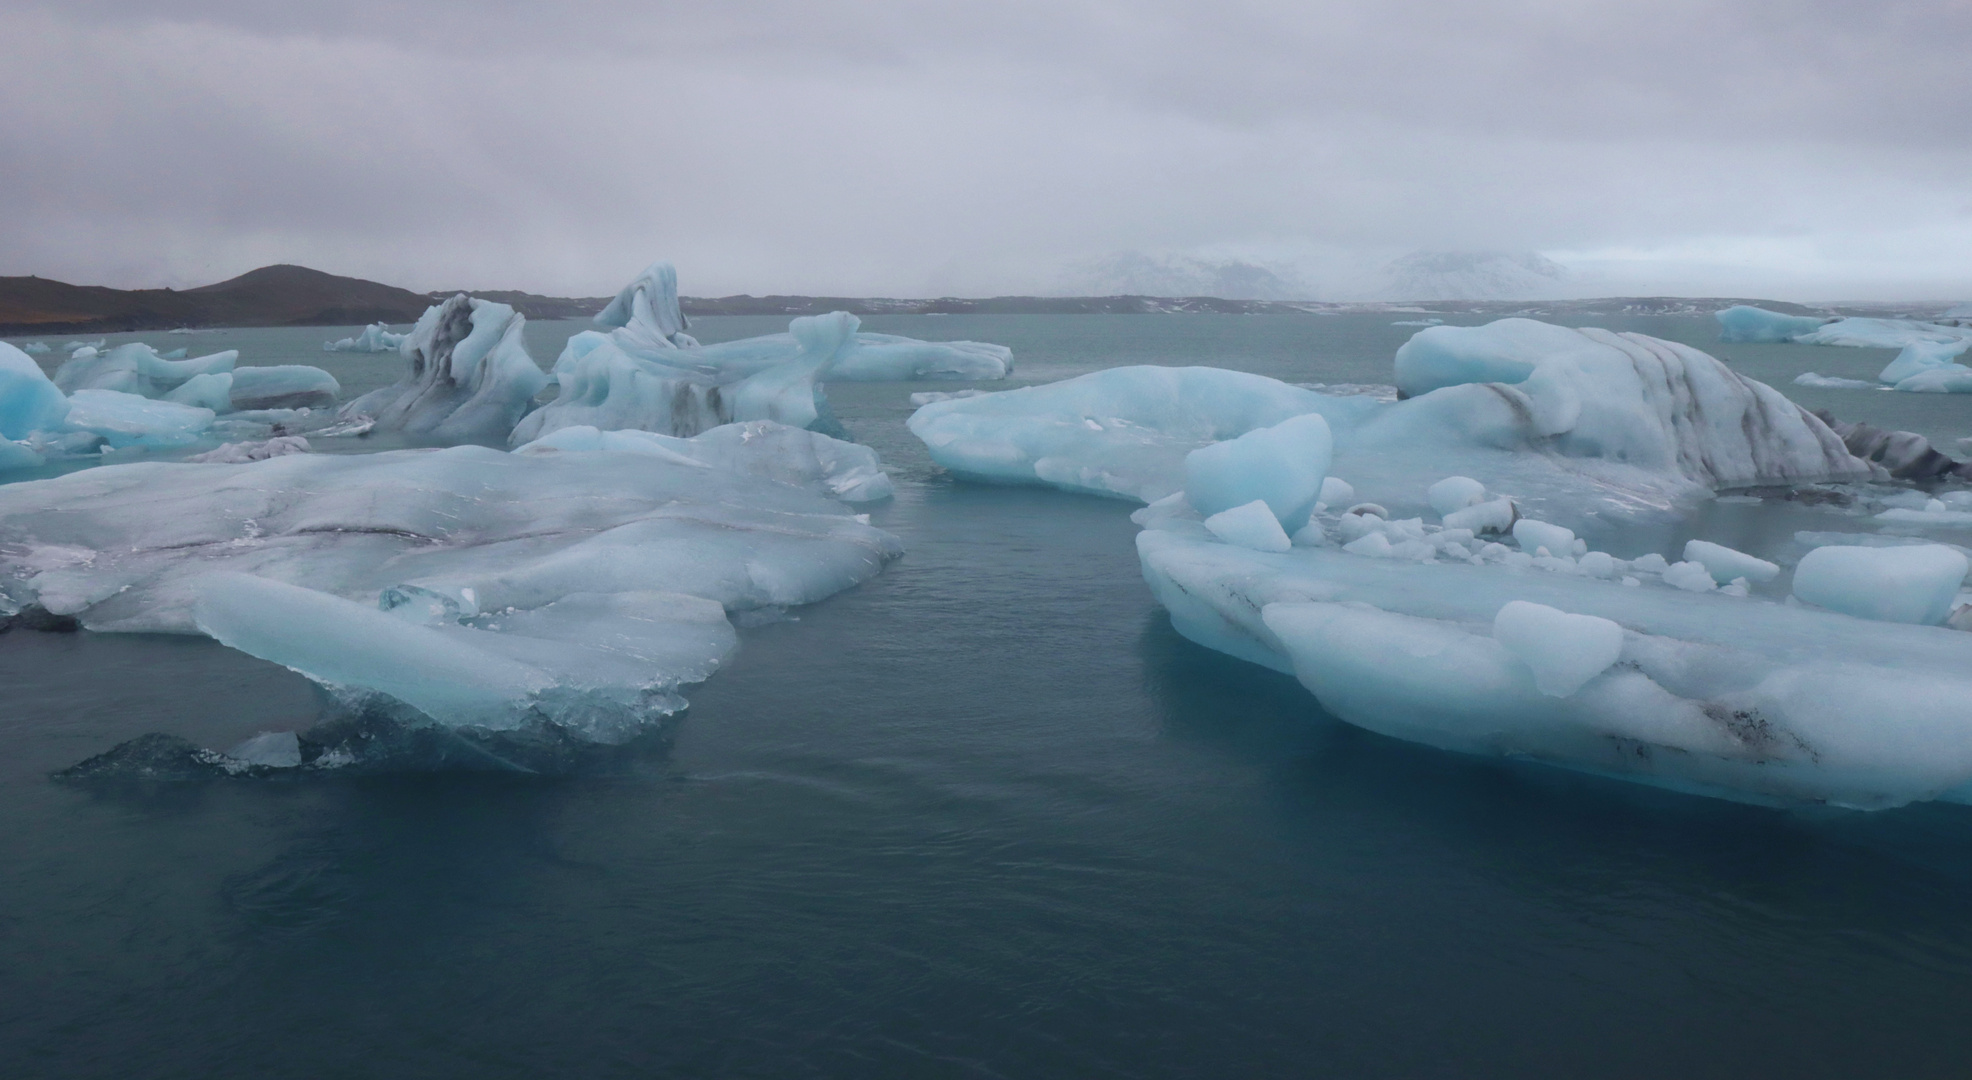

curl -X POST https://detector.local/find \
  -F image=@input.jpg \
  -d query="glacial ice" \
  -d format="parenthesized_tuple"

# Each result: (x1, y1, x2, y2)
(324, 322, 407, 353)
(61, 389, 215, 449)
(338, 294, 550, 444)
(913, 320, 1864, 529)
(227, 366, 341, 410)
(910, 317, 1972, 808)
(1715, 305, 1831, 342)
(19, 342, 50, 355)
(1719, 306, 1972, 394)
(1792, 545, 1967, 626)
(1182, 413, 1332, 528)
(0, 342, 72, 440)
(0, 430, 902, 738)
(48, 342, 340, 413)
(1793, 373, 1879, 390)
(56, 343, 237, 397)
(1202, 499, 1293, 552)
(514, 421, 895, 503)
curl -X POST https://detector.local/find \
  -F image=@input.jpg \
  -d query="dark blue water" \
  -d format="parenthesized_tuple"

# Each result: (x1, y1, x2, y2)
(7, 315, 1972, 1078)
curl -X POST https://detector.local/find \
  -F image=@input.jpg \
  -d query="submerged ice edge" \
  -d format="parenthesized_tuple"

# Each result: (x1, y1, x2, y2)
(909, 317, 1972, 809)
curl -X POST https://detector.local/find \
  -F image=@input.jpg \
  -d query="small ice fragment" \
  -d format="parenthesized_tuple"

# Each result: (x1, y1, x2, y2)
(1427, 476, 1487, 517)
(1682, 539, 1780, 585)
(1343, 532, 1396, 558)
(1319, 477, 1355, 508)
(1631, 553, 1670, 574)
(1492, 600, 1625, 697)
(1511, 519, 1575, 555)
(1793, 544, 1969, 624)
(1663, 561, 1718, 592)
(1442, 498, 1515, 535)
(1578, 551, 1616, 578)
(1202, 499, 1292, 553)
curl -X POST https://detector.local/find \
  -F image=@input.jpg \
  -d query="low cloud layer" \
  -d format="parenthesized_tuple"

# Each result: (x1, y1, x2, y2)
(3, 0, 1969, 299)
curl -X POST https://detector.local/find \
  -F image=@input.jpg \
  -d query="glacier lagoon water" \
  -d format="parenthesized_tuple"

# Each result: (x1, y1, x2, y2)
(7, 314, 1972, 1076)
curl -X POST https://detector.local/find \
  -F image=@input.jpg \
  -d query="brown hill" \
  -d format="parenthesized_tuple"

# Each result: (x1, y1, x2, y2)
(0, 265, 434, 335)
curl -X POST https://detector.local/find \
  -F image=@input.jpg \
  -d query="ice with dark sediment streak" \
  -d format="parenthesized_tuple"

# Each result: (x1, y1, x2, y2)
(912, 318, 1972, 809)
(337, 294, 550, 444)
(0, 426, 901, 744)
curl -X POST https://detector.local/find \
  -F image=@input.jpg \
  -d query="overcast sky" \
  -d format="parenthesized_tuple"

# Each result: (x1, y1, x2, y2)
(3, 0, 1969, 299)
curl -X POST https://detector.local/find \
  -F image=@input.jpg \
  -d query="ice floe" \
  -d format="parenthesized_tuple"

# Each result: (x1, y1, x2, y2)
(324, 322, 407, 353)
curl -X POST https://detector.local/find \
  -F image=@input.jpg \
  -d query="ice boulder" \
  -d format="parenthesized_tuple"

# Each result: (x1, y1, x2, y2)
(1512, 519, 1576, 557)
(60, 389, 214, 449)
(1203, 499, 1293, 552)
(1793, 544, 1968, 625)
(1427, 476, 1486, 517)
(1182, 412, 1332, 527)
(1714, 305, 1830, 343)
(1492, 601, 1625, 698)
(228, 365, 341, 410)
(0, 341, 71, 440)
(324, 323, 406, 353)
(1319, 476, 1354, 508)
(338, 294, 550, 444)
(1682, 539, 1779, 585)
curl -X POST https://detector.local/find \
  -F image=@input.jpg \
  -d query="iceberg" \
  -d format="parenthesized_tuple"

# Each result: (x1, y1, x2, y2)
(1715, 305, 1832, 343)
(913, 320, 1864, 529)
(324, 322, 407, 353)
(337, 295, 550, 444)
(227, 365, 341, 410)
(55, 343, 237, 397)
(907, 318, 1972, 808)
(60, 389, 215, 449)
(50, 342, 339, 412)
(512, 261, 1012, 445)
(0, 428, 901, 742)
(0, 342, 72, 440)
(19, 341, 50, 355)
(1718, 306, 1972, 394)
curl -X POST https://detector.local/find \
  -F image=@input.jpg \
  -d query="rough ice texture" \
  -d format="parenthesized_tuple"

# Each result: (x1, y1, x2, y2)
(1716, 305, 1972, 352)
(1141, 527, 1972, 809)
(1792, 545, 1967, 626)
(339, 295, 550, 444)
(1793, 373, 1878, 390)
(913, 320, 1865, 530)
(514, 421, 895, 503)
(0, 437, 901, 738)
(186, 436, 312, 464)
(1813, 411, 1972, 481)
(324, 323, 407, 353)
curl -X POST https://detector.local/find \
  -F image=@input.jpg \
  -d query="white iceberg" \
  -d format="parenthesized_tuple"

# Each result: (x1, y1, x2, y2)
(323, 322, 407, 353)
(1719, 306, 1972, 394)
(19, 341, 50, 355)
(227, 366, 342, 410)
(0, 428, 902, 740)
(59, 389, 215, 449)
(337, 295, 550, 444)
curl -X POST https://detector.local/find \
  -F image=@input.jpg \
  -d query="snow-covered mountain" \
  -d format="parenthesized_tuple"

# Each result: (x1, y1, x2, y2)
(1372, 251, 1571, 301)
(1055, 253, 1311, 300)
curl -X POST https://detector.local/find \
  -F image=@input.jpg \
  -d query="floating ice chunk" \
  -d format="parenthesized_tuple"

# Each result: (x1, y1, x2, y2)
(1492, 600, 1625, 697)
(225, 730, 302, 768)
(1427, 475, 1487, 516)
(1683, 539, 1780, 585)
(1662, 561, 1718, 592)
(595, 261, 696, 351)
(69, 346, 97, 360)
(228, 366, 340, 410)
(62, 389, 214, 449)
(1893, 367, 1972, 394)
(1793, 373, 1878, 390)
(1442, 497, 1515, 535)
(323, 323, 406, 353)
(1715, 305, 1830, 342)
(516, 421, 894, 502)
(1793, 544, 1968, 625)
(1511, 519, 1574, 556)
(1879, 340, 1972, 385)
(339, 295, 549, 444)
(1203, 499, 1293, 552)
(1318, 476, 1354, 507)
(1800, 318, 1972, 350)
(1577, 550, 1616, 578)
(1183, 412, 1332, 528)
(55, 343, 237, 396)
(0, 342, 71, 439)
(20, 341, 50, 355)
(1342, 531, 1395, 558)
(162, 372, 233, 412)
(186, 436, 311, 464)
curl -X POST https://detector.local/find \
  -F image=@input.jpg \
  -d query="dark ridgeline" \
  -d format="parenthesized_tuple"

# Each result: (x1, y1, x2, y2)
(0, 261, 1842, 334)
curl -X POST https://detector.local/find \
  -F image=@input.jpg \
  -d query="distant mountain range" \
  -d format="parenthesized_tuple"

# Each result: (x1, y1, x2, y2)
(0, 263, 1896, 336)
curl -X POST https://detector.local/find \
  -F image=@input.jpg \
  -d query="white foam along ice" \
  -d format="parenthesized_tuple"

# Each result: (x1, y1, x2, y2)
(912, 319, 1864, 530)
(338, 294, 550, 444)
(0, 432, 902, 738)
(511, 262, 1012, 446)
(51, 342, 340, 411)
(1792, 544, 1968, 626)
(324, 323, 407, 353)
